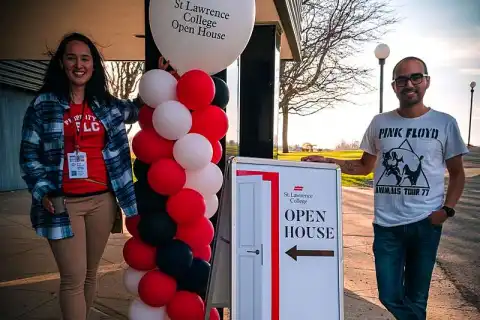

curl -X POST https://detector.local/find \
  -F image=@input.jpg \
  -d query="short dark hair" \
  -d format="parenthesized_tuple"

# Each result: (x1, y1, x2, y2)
(392, 56, 428, 80)
(39, 32, 113, 104)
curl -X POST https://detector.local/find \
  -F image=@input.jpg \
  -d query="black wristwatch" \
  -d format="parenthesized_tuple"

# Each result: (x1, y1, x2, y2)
(442, 206, 455, 218)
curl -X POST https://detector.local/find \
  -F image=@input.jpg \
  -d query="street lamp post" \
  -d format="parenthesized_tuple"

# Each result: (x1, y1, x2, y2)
(468, 81, 476, 146)
(374, 44, 390, 113)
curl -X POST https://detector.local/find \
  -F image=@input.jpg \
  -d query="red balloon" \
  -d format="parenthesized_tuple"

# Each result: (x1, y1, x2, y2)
(211, 140, 222, 164)
(166, 189, 206, 225)
(167, 291, 205, 320)
(177, 70, 215, 111)
(148, 159, 186, 196)
(209, 308, 221, 320)
(190, 106, 229, 141)
(176, 216, 214, 248)
(192, 245, 212, 261)
(125, 215, 141, 239)
(123, 237, 156, 271)
(132, 128, 174, 163)
(138, 270, 177, 307)
(138, 105, 154, 129)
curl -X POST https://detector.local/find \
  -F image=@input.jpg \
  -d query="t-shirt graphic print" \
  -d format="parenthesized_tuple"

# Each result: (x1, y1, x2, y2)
(360, 109, 468, 227)
(376, 138, 429, 193)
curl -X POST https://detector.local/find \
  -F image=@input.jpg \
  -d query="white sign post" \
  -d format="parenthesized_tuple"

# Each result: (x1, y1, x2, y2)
(205, 157, 344, 320)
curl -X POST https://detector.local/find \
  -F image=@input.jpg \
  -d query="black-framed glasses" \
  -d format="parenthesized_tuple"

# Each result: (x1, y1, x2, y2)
(392, 73, 429, 87)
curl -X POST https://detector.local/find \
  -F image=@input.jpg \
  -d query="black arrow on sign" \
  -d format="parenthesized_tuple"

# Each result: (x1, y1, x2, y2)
(286, 245, 335, 261)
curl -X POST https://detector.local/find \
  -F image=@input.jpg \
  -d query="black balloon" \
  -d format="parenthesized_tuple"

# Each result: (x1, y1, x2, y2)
(211, 76, 229, 109)
(156, 239, 193, 280)
(177, 258, 211, 297)
(137, 211, 177, 246)
(133, 159, 150, 183)
(134, 180, 168, 215)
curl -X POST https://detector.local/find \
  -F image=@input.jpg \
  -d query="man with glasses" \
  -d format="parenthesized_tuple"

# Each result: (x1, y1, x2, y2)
(302, 57, 468, 319)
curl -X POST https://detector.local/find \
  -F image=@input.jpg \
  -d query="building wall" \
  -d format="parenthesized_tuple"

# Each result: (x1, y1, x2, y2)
(0, 60, 47, 191)
(0, 60, 48, 91)
(0, 83, 34, 191)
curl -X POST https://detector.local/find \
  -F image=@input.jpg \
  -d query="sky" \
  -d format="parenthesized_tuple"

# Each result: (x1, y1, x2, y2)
(284, 0, 480, 149)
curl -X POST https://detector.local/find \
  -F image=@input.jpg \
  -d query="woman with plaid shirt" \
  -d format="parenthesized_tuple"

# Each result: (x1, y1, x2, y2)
(19, 32, 145, 320)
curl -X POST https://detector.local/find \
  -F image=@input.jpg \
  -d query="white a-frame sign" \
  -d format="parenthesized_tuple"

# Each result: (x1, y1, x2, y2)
(205, 157, 344, 320)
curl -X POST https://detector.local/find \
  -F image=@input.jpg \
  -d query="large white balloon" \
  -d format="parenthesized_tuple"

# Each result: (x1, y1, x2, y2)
(152, 101, 192, 140)
(205, 194, 219, 219)
(149, 0, 256, 75)
(129, 299, 170, 320)
(173, 133, 213, 170)
(138, 69, 177, 107)
(123, 267, 147, 296)
(185, 163, 223, 196)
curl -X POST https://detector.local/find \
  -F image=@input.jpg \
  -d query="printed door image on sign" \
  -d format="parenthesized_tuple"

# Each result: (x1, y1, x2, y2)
(231, 158, 344, 320)
(234, 175, 264, 320)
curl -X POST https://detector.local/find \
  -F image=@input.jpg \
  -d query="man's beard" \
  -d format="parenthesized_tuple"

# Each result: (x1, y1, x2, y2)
(399, 88, 421, 108)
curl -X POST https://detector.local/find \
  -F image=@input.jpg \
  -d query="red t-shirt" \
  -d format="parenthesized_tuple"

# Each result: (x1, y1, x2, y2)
(62, 103, 109, 195)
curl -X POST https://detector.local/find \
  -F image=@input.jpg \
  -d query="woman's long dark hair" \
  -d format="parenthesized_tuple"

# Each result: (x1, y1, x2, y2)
(39, 32, 113, 105)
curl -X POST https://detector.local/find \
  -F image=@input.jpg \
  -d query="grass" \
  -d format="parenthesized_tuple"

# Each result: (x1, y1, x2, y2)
(276, 150, 373, 187)
(133, 147, 373, 188)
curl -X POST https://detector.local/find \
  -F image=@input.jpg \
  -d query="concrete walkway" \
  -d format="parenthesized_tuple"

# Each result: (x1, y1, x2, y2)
(0, 190, 131, 320)
(0, 188, 477, 320)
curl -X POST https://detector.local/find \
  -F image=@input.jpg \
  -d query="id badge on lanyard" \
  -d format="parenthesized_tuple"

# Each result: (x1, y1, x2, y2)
(67, 103, 88, 179)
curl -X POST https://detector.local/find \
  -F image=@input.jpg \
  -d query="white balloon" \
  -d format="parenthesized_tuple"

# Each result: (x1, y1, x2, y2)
(123, 267, 147, 296)
(173, 133, 213, 170)
(149, 0, 256, 75)
(129, 299, 170, 320)
(185, 163, 223, 196)
(152, 101, 192, 140)
(138, 69, 177, 107)
(205, 194, 219, 219)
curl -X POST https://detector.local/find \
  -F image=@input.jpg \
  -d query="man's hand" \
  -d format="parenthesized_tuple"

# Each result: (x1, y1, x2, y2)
(302, 152, 377, 176)
(301, 155, 335, 163)
(429, 209, 448, 226)
(42, 196, 54, 213)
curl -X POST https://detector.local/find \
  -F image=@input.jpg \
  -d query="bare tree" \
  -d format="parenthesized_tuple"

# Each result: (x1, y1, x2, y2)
(280, 0, 399, 152)
(107, 61, 145, 134)
(335, 139, 361, 150)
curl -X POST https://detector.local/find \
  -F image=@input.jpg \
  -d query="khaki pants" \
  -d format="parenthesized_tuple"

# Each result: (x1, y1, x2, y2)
(49, 192, 117, 320)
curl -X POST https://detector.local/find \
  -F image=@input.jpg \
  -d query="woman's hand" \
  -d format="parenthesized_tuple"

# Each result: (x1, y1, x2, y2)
(137, 56, 181, 105)
(158, 56, 180, 80)
(42, 196, 54, 213)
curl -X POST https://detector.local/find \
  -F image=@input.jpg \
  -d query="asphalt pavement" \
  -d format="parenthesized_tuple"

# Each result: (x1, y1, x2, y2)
(436, 147, 480, 311)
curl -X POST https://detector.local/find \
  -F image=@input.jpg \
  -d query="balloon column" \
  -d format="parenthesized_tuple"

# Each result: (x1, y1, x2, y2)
(123, 67, 230, 320)
(123, 0, 255, 318)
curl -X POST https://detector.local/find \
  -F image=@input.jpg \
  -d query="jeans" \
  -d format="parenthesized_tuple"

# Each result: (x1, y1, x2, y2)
(373, 218, 443, 320)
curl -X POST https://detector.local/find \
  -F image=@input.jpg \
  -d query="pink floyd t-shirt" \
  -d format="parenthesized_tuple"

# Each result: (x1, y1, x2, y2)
(360, 109, 469, 227)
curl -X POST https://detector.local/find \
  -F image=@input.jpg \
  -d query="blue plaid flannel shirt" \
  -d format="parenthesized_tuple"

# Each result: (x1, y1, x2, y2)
(19, 93, 140, 240)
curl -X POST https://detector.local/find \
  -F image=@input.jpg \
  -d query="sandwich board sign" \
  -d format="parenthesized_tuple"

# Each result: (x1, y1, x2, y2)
(205, 157, 344, 320)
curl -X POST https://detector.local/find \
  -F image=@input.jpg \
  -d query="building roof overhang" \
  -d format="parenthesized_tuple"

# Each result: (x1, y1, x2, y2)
(0, 0, 302, 61)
